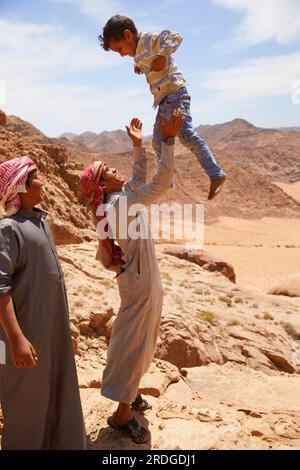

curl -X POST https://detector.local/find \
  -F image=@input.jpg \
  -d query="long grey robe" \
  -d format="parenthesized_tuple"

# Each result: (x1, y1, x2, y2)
(101, 142, 174, 404)
(0, 208, 86, 450)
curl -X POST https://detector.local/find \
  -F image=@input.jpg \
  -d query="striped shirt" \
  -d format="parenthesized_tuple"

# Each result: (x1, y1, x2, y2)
(134, 30, 186, 107)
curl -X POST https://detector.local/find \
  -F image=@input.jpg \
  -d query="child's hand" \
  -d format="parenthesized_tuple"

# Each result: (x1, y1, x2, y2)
(10, 335, 38, 368)
(160, 109, 185, 138)
(134, 65, 142, 74)
(125, 118, 143, 147)
(150, 55, 167, 72)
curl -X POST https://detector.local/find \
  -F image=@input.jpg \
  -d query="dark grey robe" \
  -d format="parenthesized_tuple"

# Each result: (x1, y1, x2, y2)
(0, 208, 86, 450)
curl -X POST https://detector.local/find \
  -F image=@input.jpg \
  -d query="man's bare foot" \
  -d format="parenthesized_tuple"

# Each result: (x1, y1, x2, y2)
(208, 175, 226, 200)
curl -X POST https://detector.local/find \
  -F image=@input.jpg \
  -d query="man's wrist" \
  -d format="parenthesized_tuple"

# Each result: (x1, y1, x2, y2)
(8, 331, 25, 346)
(162, 136, 175, 145)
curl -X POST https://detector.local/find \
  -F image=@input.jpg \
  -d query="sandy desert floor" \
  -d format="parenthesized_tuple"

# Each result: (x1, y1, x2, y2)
(155, 182, 300, 292)
(275, 181, 300, 202)
(204, 183, 300, 291)
(204, 217, 300, 291)
(156, 215, 300, 292)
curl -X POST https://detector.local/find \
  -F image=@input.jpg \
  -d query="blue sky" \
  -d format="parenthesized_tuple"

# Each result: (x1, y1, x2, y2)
(0, 0, 299, 136)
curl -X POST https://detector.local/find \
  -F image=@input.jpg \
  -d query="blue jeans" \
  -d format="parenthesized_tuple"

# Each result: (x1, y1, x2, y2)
(153, 87, 225, 179)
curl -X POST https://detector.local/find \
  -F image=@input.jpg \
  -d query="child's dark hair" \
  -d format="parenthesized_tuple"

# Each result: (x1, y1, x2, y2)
(26, 170, 37, 187)
(99, 15, 137, 51)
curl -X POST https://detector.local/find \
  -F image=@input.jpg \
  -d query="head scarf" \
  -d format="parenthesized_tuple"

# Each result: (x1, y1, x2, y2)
(0, 156, 37, 217)
(80, 161, 123, 269)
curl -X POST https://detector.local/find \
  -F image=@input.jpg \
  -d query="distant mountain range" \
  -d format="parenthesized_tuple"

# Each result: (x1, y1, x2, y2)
(7, 114, 300, 183)
(278, 127, 300, 133)
(1, 112, 299, 224)
(59, 129, 132, 154)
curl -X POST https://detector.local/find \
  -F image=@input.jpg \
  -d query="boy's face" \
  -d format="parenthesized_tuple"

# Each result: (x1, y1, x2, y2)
(109, 29, 137, 57)
(20, 170, 44, 208)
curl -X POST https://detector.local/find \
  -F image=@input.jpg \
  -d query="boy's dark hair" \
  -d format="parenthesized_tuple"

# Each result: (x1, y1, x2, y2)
(26, 170, 37, 187)
(99, 15, 137, 51)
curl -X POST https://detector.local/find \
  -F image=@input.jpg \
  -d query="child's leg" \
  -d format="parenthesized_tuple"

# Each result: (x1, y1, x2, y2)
(179, 113, 226, 199)
(153, 88, 226, 198)
(153, 88, 225, 175)
(177, 94, 225, 180)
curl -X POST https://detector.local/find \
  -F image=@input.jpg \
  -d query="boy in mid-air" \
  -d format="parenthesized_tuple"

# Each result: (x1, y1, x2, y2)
(99, 15, 226, 200)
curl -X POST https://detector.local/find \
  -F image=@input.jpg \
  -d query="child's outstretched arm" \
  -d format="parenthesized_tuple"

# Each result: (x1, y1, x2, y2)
(150, 30, 183, 72)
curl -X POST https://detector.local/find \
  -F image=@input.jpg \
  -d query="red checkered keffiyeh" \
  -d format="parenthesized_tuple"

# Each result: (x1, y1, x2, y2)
(0, 156, 37, 217)
(80, 161, 123, 270)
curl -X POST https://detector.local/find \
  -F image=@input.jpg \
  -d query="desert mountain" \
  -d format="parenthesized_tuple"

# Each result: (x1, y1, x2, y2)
(194, 119, 300, 182)
(0, 111, 94, 244)
(279, 127, 300, 133)
(59, 129, 132, 154)
(1, 112, 299, 226)
(77, 117, 300, 222)
(60, 117, 300, 183)
(6, 114, 49, 144)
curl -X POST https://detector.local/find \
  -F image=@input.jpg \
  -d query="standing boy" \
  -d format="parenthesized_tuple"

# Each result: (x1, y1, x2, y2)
(0, 157, 86, 450)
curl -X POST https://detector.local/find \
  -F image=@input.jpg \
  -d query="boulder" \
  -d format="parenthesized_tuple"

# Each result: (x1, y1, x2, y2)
(164, 246, 236, 283)
(268, 273, 300, 297)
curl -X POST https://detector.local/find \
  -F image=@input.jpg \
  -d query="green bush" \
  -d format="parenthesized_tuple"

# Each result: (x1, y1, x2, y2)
(196, 311, 217, 326)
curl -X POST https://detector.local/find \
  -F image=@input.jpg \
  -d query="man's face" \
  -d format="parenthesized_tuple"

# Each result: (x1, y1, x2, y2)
(101, 166, 125, 193)
(24, 170, 44, 205)
(109, 30, 137, 57)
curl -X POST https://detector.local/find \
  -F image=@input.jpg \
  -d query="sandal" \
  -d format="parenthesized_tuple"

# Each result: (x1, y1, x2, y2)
(131, 394, 151, 412)
(107, 415, 150, 444)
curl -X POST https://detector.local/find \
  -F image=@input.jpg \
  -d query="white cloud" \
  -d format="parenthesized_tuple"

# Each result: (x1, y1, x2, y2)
(200, 51, 300, 101)
(51, 0, 121, 22)
(0, 81, 6, 106)
(51, 0, 178, 28)
(138, 0, 181, 18)
(0, 19, 117, 80)
(0, 19, 154, 136)
(5, 82, 152, 137)
(212, 0, 300, 47)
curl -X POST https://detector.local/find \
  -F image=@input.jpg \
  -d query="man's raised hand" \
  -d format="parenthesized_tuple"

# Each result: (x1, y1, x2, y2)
(125, 118, 143, 147)
(160, 109, 185, 138)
